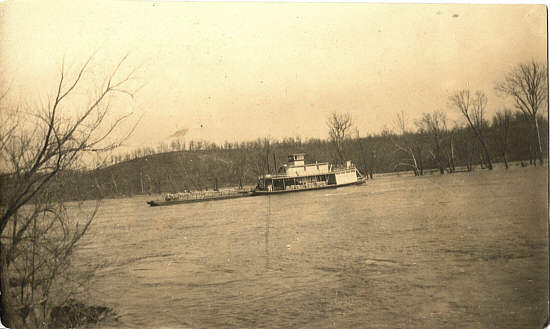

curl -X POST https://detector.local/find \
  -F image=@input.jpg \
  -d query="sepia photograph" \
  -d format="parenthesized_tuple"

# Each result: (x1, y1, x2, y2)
(0, 1, 548, 328)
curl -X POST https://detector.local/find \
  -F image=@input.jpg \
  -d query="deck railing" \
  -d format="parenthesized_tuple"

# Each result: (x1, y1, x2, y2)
(282, 181, 328, 190)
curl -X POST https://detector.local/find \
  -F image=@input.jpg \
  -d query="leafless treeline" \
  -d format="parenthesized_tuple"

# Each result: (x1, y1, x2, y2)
(104, 107, 542, 177)
(53, 103, 545, 200)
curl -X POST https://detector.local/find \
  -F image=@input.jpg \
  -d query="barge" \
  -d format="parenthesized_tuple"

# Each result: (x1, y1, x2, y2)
(147, 189, 254, 206)
(254, 153, 365, 195)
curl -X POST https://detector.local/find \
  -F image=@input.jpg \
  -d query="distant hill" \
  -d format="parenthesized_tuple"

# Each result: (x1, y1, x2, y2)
(90, 142, 335, 198)
(94, 150, 249, 197)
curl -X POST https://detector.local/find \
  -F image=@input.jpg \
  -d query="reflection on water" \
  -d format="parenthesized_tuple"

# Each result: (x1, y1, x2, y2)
(75, 167, 548, 328)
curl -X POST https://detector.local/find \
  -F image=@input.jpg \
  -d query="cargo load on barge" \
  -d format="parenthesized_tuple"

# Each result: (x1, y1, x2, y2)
(146, 189, 254, 206)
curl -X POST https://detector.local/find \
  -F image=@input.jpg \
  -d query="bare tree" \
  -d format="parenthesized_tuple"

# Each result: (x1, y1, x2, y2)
(0, 55, 140, 328)
(416, 111, 447, 174)
(496, 60, 548, 165)
(493, 109, 512, 169)
(327, 112, 353, 164)
(391, 111, 424, 176)
(392, 110, 408, 136)
(449, 89, 493, 170)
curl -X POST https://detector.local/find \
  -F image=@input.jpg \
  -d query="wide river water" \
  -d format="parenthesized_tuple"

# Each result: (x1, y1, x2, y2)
(76, 165, 548, 328)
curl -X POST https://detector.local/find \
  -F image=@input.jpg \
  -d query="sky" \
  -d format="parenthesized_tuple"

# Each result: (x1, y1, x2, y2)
(0, 1, 547, 152)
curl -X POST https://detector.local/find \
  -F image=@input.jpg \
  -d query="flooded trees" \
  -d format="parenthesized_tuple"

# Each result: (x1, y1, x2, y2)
(445, 124, 458, 173)
(449, 90, 493, 170)
(0, 55, 140, 328)
(451, 123, 476, 172)
(416, 111, 448, 174)
(351, 129, 373, 179)
(391, 111, 424, 175)
(492, 109, 512, 169)
(496, 60, 548, 166)
(327, 112, 353, 164)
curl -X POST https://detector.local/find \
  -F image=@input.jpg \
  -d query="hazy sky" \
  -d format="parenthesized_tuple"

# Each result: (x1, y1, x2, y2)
(0, 1, 547, 150)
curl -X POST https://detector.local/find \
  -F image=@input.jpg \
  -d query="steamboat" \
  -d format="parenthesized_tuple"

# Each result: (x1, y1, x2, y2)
(147, 153, 365, 206)
(254, 153, 365, 195)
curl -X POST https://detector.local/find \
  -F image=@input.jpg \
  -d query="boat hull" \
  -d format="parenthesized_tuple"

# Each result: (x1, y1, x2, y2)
(253, 178, 365, 195)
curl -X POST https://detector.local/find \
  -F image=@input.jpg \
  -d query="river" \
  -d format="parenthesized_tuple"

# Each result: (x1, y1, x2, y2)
(75, 165, 548, 328)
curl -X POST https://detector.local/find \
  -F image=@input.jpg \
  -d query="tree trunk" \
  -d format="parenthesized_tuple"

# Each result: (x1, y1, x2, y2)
(449, 137, 456, 172)
(140, 169, 144, 194)
(435, 141, 444, 175)
(503, 152, 509, 169)
(534, 117, 543, 165)
(478, 140, 493, 170)
(337, 143, 345, 165)
(465, 116, 493, 170)
(467, 146, 473, 171)
(111, 173, 119, 195)
(0, 243, 8, 326)
(1, 243, 24, 329)
(530, 142, 536, 166)
(411, 153, 420, 176)
(416, 148, 424, 176)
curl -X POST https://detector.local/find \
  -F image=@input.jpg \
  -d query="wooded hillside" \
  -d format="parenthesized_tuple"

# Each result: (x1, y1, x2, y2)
(41, 110, 546, 201)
